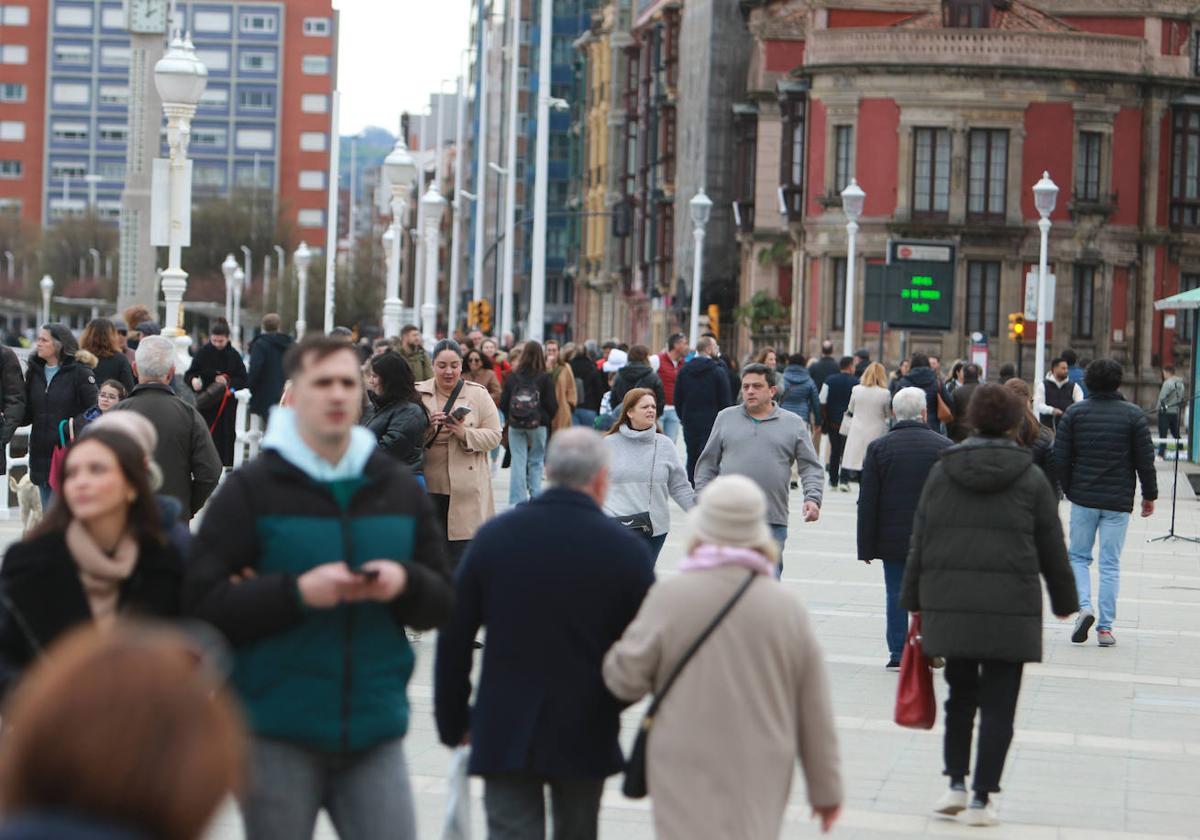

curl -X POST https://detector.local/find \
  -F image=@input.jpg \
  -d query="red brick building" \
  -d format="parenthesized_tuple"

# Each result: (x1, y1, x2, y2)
(737, 0, 1199, 399)
(0, 1, 48, 223)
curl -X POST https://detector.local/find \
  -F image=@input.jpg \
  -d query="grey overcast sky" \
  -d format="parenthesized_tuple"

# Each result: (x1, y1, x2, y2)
(336, 0, 474, 136)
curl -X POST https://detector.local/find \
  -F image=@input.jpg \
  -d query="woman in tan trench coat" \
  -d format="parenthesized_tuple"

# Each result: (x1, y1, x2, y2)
(603, 475, 843, 840)
(546, 340, 577, 433)
(417, 339, 502, 566)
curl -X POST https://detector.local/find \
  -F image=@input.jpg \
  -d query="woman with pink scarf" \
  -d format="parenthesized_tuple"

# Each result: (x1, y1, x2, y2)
(603, 474, 843, 839)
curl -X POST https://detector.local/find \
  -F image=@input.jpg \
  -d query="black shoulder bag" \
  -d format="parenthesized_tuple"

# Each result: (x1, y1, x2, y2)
(606, 434, 657, 536)
(424, 380, 465, 449)
(622, 570, 757, 798)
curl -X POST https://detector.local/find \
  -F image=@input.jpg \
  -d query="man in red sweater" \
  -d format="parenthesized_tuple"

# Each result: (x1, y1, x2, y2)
(656, 332, 689, 444)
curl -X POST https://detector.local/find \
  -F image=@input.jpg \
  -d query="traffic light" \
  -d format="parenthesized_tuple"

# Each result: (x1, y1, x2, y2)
(479, 299, 492, 333)
(468, 300, 480, 329)
(707, 304, 720, 340)
(1007, 312, 1025, 343)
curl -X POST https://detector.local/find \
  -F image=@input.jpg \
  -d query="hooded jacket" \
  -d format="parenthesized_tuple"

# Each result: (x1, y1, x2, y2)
(247, 331, 294, 417)
(0, 345, 25, 474)
(22, 326, 99, 485)
(674, 356, 733, 438)
(778, 364, 820, 423)
(609, 362, 666, 417)
(900, 438, 1077, 663)
(895, 365, 941, 430)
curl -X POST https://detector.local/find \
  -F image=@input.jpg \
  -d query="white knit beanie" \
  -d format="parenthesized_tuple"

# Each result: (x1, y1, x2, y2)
(688, 474, 779, 563)
(88, 412, 164, 493)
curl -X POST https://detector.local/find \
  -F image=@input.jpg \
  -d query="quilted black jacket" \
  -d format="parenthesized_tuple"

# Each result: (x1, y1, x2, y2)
(1051, 392, 1157, 513)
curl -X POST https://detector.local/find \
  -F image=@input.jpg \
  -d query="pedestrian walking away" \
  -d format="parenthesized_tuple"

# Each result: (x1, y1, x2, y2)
(602, 388, 695, 563)
(603, 475, 842, 840)
(818, 356, 858, 489)
(695, 363, 822, 569)
(435, 428, 655, 840)
(840, 362, 891, 483)
(1051, 359, 1156, 647)
(247, 313, 294, 423)
(417, 339, 503, 567)
(946, 363, 981, 443)
(777, 352, 821, 426)
(608, 344, 666, 419)
(500, 340, 559, 505)
(673, 336, 732, 484)
(856, 387, 951, 667)
(901, 384, 1078, 827)
(185, 335, 454, 840)
(808, 339, 840, 456)
(1004, 378, 1057, 491)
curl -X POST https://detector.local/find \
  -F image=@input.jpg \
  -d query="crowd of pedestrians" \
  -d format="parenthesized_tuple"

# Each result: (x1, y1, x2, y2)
(0, 309, 1183, 839)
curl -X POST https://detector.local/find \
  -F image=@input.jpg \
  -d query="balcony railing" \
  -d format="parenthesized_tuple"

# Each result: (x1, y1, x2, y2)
(805, 27, 1150, 78)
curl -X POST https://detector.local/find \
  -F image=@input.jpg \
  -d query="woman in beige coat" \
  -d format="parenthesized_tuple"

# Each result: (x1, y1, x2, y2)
(417, 339, 502, 566)
(546, 340, 577, 433)
(841, 362, 892, 475)
(603, 474, 842, 840)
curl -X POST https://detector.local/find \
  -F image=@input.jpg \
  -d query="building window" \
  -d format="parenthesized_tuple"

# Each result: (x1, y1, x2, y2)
(779, 94, 805, 220)
(0, 83, 26, 102)
(192, 126, 227, 148)
(834, 126, 854, 192)
(966, 261, 1000, 336)
(298, 208, 325, 227)
(0, 121, 25, 142)
(235, 164, 272, 188)
(304, 17, 331, 36)
(100, 7, 125, 29)
(55, 5, 93, 27)
(298, 170, 325, 190)
(300, 132, 327, 152)
(199, 87, 229, 110)
(300, 94, 329, 114)
(239, 51, 276, 73)
(0, 45, 27, 64)
(100, 45, 130, 68)
(240, 13, 277, 34)
(946, 0, 990, 28)
(1181, 274, 1199, 341)
(193, 11, 231, 33)
(302, 55, 330, 75)
(732, 109, 757, 233)
(51, 122, 87, 142)
(1072, 265, 1096, 339)
(1076, 131, 1103, 202)
(0, 6, 29, 25)
(0, 160, 21, 179)
(912, 127, 951, 219)
(51, 160, 87, 178)
(194, 165, 227, 188)
(236, 128, 274, 151)
(195, 49, 229, 71)
(54, 43, 91, 66)
(238, 89, 275, 111)
(53, 83, 90, 106)
(98, 123, 127, 144)
(96, 160, 124, 180)
(98, 84, 129, 106)
(832, 257, 847, 331)
(1171, 108, 1200, 227)
(968, 128, 1008, 220)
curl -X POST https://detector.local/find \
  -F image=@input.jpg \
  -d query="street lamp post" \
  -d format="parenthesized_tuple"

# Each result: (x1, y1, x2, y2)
(241, 245, 252, 303)
(39, 275, 53, 325)
(383, 138, 417, 338)
(421, 185, 448, 349)
(221, 254, 238, 325)
(840, 178, 866, 357)
(294, 241, 311, 338)
(3, 250, 13, 280)
(153, 33, 208, 365)
(688, 188, 712, 347)
(273, 245, 285, 314)
(1032, 171, 1059, 384)
(232, 267, 245, 348)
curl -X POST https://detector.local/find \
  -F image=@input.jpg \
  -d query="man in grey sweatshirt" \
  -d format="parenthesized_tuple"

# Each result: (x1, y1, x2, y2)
(695, 363, 823, 569)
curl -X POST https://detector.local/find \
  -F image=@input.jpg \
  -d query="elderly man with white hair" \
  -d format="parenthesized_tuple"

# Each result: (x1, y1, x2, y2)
(856, 386, 952, 668)
(110, 335, 222, 520)
(435, 428, 655, 840)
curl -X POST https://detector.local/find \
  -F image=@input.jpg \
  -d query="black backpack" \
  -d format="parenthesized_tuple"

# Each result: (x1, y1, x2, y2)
(508, 376, 542, 429)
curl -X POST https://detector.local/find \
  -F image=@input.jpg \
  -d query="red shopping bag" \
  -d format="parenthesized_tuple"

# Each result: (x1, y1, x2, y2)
(48, 419, 72, 493)
(894, 614, 936, 729)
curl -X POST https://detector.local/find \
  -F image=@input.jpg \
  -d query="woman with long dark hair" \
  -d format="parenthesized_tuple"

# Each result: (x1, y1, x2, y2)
(499, 340, 558, 505)
(0, 428, 184, 693)
(1004, 377, 1056, 488)
(79, 317, 135, 393)
(363, 350, 429, 479)
(186, 319, 247, 466)
(463, 347, 501, 405)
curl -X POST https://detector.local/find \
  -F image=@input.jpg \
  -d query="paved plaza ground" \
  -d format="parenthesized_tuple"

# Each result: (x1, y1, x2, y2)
(3, 456, 1198, 839)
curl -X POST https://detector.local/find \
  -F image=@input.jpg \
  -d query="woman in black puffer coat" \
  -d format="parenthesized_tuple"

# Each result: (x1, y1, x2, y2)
(185, 320, 247, 466)
(22, 324, 99, 506)
(901, 384, 1077, 827)
(362, 350, 429, 480)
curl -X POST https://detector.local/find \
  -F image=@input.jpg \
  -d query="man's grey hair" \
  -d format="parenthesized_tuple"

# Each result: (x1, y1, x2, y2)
(545, 428, 609, 489)
(892, 387, 927, 422)
(696, 336, 716, 355)
(134, 335, 176, 383)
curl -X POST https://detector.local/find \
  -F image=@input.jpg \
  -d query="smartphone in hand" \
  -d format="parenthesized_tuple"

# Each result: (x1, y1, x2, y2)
(450, 406, 472, 422)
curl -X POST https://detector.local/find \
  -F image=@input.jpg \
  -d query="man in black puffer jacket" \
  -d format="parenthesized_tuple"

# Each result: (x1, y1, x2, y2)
(1052, 359, 1157, 649)
(895, 352, 943, 432)
(857, 386, 951, 667)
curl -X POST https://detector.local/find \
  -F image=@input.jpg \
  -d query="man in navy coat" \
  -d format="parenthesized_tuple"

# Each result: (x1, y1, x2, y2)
(435, 428, 654, 840)
(674, 335, 733, 484)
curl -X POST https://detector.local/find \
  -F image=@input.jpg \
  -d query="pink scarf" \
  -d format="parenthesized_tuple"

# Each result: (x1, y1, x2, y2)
(679, 544, 776, 577)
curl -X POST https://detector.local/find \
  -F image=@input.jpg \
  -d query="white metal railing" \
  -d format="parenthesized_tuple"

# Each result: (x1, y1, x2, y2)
(231, 389, 263, 470)
(2, 428, 30, 515)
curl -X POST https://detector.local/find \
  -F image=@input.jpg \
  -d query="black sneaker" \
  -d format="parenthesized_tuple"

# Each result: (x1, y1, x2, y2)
(1071, 610, 1095, 644)
(886, 658, 901, 670)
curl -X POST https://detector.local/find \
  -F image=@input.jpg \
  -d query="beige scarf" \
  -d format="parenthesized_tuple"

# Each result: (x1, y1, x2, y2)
(66, 520, 138, 631)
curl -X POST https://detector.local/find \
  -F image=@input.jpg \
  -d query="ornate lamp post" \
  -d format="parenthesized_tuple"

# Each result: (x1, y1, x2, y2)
(153, 32, 207, 364)
(221, 253, 238, 325)
(232, 266, 245, 348)
(293, 241, 311, 338)
(382, 138, 417, 338)
(840, 178, 866, 357)
(1032, 171, 1059, 383)
(688, 188, 712, 347)
(420, 185, 447, 348)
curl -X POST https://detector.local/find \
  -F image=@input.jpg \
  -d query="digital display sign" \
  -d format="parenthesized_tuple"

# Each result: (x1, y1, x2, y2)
(883, 241, 956, 330)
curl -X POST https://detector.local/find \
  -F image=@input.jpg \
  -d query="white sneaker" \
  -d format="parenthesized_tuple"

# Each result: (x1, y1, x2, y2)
(933, 789, 968, 816)
(963, 802, 999, 827)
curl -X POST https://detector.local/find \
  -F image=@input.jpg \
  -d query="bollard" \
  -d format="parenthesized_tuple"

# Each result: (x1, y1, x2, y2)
(232, 390, 251, 470)
(2, 429, 32, 517)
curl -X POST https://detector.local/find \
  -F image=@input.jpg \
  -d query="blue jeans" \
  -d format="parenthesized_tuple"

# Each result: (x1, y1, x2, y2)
(1068, 504, 1130, 631)
(508, 426, 547, 504)
(573, 407, 597, 428)
(661, 406, 681, 444)
(770, 524, 788, 577)
(882, 560, 908, 660)
(241, 736, 416, 840)
(37, 483, 52, 509)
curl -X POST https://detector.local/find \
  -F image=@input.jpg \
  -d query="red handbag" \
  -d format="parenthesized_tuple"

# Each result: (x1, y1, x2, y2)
(895, 614, 936, 729)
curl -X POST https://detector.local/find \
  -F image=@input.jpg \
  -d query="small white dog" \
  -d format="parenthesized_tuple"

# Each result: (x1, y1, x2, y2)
(9, 473, 42, 533)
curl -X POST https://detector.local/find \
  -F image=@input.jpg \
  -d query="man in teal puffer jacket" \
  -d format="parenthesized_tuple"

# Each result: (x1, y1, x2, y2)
(185, 335, 453, 840)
